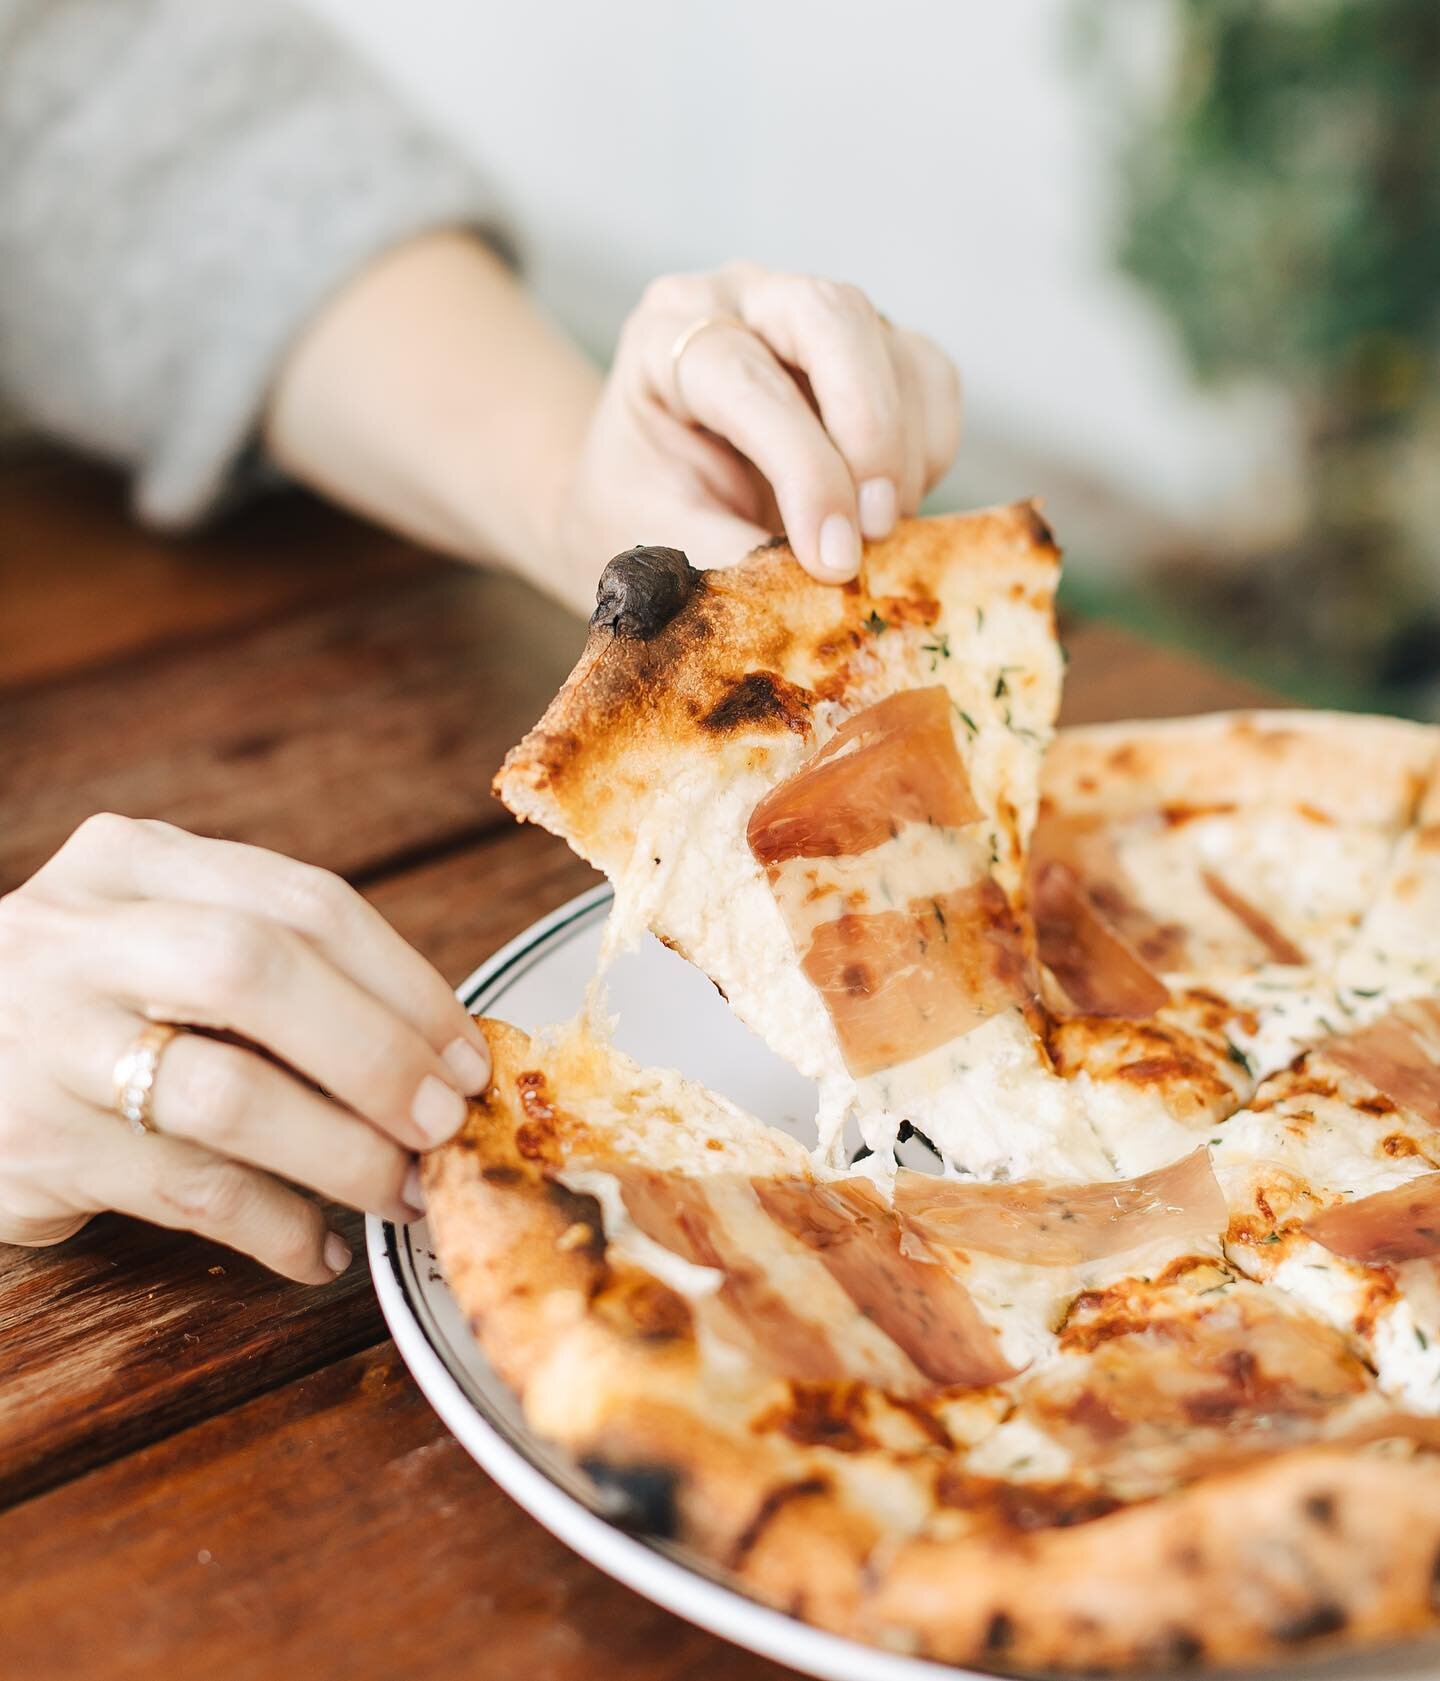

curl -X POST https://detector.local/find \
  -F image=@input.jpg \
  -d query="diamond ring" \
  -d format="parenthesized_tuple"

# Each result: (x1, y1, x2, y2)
(113, 1021, 182, 1135)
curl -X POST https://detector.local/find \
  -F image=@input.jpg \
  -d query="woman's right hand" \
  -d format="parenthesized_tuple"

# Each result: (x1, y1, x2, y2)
(0, 814, 491, 1282)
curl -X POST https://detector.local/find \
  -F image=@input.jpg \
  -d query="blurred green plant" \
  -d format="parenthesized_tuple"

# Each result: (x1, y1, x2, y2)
(1080, 0, 1440, 707)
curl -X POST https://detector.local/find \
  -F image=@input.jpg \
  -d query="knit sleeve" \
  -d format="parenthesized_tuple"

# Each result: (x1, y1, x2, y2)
(0, 0, 513, 525)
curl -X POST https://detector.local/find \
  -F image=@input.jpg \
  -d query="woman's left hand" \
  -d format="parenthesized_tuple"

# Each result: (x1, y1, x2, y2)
(557, 262, 962, 588)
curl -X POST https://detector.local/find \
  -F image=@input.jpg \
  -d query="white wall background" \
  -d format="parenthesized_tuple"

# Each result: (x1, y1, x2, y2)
(305, 0, 1299, 560)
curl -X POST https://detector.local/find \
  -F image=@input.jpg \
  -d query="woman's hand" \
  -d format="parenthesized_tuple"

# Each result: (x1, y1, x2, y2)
(0, 815, 490, 1283)
(559, 261, 963, 589)
(264, 236, 962, 615)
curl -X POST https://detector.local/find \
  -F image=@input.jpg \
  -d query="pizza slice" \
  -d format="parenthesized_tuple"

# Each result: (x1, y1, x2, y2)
(495, 504, 1112, 1178)
(1214, 1005, 1440, 1411)
(425, 1017, 1440, 1674)
(1030, 712, 1440, 1173)
(1209, 774, 1440, 1409)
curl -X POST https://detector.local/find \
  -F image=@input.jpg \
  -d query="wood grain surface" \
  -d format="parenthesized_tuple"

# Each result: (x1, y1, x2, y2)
(0, 1343, 795, 1681)
(0, 457, 1277, 1680)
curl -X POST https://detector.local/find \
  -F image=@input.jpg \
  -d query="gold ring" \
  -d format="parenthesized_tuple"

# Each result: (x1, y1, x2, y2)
(669, 313, 741, 421)
(113, 1021, 181, 1135)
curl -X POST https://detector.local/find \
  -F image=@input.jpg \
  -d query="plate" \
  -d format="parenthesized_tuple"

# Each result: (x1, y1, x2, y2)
(368, 886, 1440, 1681)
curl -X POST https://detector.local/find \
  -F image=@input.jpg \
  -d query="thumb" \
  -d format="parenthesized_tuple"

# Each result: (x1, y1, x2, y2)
(660, 504, 773, 574)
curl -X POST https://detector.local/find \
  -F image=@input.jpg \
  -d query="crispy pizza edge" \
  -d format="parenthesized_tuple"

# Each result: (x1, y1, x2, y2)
(1040, 709, 1440, 826)
(424, 1023, 1440, 1675)
(864, 1443, 1440, 1673)
(491, 500, 1061, 852)
(421, 1020, 876, 1574)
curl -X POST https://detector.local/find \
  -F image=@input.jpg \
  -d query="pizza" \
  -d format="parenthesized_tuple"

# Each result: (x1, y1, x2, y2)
(427, 506, 1440, 1673)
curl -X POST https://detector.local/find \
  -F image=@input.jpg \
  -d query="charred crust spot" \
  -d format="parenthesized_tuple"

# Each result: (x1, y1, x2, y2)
(608, 1274, 693, 1341)
(1116, 1053, 1217, 1088)
(581, 1458, 680, 1537)
(591, 545, 699, 639)
(759, 1382, 873, 1453)
(514, 1119, 556, 1161)
(480, 1164, 524, 1186)
(1172, 1545, 1203, 1575)
(699, 669, 812, 737)
(937, 1467, 1122, 1530)
(1161, 801, 1236, 827)
(1147, 1630, 1205, 1669)
(1430, 1541, 1440, 1610)
(728, 1476, 830, 1570)
(1021, 502, 1058, 552)
(543, 1181, 606, 1254)
(983, 1611, 1016, 1655)
(1303, 1491, 1338, 1529)
(514, 1070, 561, 1162)
(1273, 1602, 1348, 1644)
(755, 534, 790, 552)
(872, 592, 942, 629)
(886, 1394, 953, 1448)
(516, 1070, 555, 1120)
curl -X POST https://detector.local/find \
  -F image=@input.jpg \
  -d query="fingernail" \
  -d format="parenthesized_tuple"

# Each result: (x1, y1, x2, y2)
(442, 1035, 490, 1095)
(402, 1161, 426, 1218)
(324, 1232, 352, 1276)
(817, 513, 861, 580)
(858, 478, 897, 541)
(412, 1073, 467, 1145)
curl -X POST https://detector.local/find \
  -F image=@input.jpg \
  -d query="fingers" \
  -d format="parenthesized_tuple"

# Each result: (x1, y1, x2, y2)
(76, 1119, 350, 1286)
(894, 325, 963, 501)
(90, 899, 479, 1151)
(661, 317, 865, 582)
(630, 267, 962, 584)
(54, 1006, 420, 1224)
(650, 502, 772, 576)
(0, 1058, 350, 1285)
(735, 270, 905, 542)
(34, 816, 490, 1088)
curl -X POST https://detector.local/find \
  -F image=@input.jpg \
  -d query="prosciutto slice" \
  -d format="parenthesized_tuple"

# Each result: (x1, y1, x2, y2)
(616, 1169, 851, 1382)
(800, 880, 1033, 1077)
(752, 1176, 1020, 1390)
(894, 1148, 1226, 1266)
(749, 686, 1033, 1078)
(1304, 1172, 1440, 1266)
(1318, 1000, 1440, 1127)
(747, 686, 980, 866)
(1200, 869, 1306, 966)
(1032, 859, 1169, 1019)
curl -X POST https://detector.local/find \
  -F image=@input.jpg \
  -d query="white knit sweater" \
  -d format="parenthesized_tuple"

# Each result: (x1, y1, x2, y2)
(0, 0, 508, 526)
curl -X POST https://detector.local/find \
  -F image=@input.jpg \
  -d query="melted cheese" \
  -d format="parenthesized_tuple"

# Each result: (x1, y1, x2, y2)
(599, 615, 1064, 1180)
(1214, 1079, 1440, 1411)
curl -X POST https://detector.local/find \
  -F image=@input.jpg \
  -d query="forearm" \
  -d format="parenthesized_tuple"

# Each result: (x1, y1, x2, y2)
(263, 231, 604, 614)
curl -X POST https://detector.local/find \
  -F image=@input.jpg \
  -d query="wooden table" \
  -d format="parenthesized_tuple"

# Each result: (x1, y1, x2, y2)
(0, 456, 1276, 1680)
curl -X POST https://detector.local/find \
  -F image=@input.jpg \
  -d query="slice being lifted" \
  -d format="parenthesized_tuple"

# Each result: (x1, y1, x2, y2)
(496, 505, 1105, 1176)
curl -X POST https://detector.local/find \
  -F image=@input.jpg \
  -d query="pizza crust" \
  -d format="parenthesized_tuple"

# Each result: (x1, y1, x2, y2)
(426, 1020, 1440, 1675)
(866, 1446, 1440, 1672)
(1040, 711, 1437, 825)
